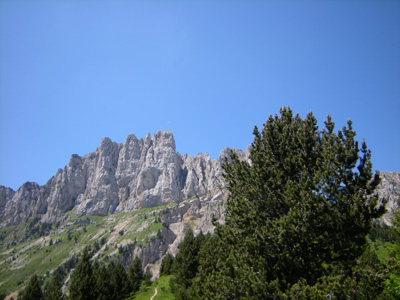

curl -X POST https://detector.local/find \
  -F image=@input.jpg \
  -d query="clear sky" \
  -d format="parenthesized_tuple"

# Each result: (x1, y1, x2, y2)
(0, 1, 399, 191)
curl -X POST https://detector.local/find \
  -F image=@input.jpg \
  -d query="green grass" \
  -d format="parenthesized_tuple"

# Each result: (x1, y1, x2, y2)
(127, 275, 175, 300)
(373, 240, 395, 264)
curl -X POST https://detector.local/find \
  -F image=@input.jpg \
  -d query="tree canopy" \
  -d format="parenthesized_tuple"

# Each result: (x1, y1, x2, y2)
(69, 248, 96, 300)
(22, 274, 43, 300)
(46, 273, 63, 300)
(128, 256, 144, 293)
(190, 107, 385, 299)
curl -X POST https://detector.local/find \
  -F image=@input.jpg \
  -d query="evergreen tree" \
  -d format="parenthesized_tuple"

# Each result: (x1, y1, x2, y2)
(170, 230, 205, 299)
(187, 233, 223, 298)
(108, 261, 129, 300)
(144, 267, 152, 287)
(127, 256, 144, 293)
(69, 248, 96, 300)
(199, 108, 385, 299)
(22, 274, 43, 300)
(46, 273, 63, 300)
(160, 253, 174, 276)
(94, 264, 112, 300)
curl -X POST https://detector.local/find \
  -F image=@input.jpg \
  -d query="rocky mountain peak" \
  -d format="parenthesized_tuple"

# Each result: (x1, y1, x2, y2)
(0, 131, 398, 287)
(153, 130, 176, 151)
(0, 131, 247, 227)
(0, 131, 397, 232)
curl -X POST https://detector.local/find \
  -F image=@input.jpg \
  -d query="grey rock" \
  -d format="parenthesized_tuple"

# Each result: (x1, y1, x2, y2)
(74, 137, 122, 216)
(376, 171, 400, 225)
(0, 130, 398, 281)
(0, 130, 397, 234)
(1, 182, 47, 226)
(0, 186, 14, 214)
(0, 131, 238, 227)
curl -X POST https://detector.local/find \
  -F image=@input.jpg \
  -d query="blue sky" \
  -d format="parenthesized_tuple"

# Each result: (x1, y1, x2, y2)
(0, 1, 399, 191)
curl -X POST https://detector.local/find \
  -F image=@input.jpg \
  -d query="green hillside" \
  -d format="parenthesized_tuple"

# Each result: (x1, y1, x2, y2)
(0, 203, 175, 295)
(128, 275, 174, 300)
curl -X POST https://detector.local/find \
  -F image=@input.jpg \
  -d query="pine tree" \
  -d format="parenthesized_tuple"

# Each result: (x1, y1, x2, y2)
(127, 256, 144, 293)
(69, 248, 96, 300)
(108, 261, 129, 300)
(94, 264, 112, 300)
(186, 233, 221, 299)
(170, 230, 205, 299)
(160, 253, 174, 276)
(22, 274, 43, 300)
(199, 107, 385, 298)
(46, 273, 63, 300)
(144, 267, 152, 286)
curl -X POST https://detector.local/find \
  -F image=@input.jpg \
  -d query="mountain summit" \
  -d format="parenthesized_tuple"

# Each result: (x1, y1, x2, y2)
(0, 131, 248, 227)
(0, 130, 398, 297)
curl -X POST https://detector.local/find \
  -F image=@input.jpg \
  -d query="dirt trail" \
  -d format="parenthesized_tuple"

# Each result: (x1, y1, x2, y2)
(150, 287, 158, 300)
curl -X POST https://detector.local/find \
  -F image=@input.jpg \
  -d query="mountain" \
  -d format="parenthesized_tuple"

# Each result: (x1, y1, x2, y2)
(0, 131, 398, 295)
(0, 131, 250, 292)
(0, 131, 248, 227)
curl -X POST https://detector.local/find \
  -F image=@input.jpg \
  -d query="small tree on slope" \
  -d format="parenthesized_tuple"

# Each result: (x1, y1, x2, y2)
(69, 248, 96, 300)
(22, 274, 43, 300)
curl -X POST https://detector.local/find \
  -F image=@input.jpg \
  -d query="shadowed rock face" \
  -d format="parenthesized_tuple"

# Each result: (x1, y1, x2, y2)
(0, 131, 249, 227)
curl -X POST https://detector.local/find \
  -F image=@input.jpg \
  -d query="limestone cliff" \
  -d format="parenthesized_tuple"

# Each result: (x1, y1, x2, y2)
(0, 131, 248, 227)
(0, 131, 398, 230)
(0, 131, 399, 283)
(375, 171, 400, 225)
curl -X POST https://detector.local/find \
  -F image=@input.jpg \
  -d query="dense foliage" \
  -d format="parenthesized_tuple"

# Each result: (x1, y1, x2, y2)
(160, 253, 174, 276)
(69, 248, 148, 300)
(45, 273, 63, 300)
(380, 200, 400, 298)
(16, 248, 149, 300)
(169, 230, 208, 298)
(128, 256, 144, 293)
(69, 248, 96, 300)
(171, 108, 387, 299)
(22, 274, 43, 300)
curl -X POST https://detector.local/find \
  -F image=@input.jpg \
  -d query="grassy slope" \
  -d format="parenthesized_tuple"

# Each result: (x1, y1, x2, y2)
(373, 240, 395, 264)
(127, 275, 175, 300)
(0, 203, 175, 294)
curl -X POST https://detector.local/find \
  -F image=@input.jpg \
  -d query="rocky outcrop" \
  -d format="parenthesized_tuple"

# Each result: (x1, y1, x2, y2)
(0, 186, 14, 213)
(118, 226, 177, 270)
(1, 182, 48, 225)
(0, 131, 249, 227)
(114, 191, 229, 279)
(376, 171, 400, 225)
(1, 130, 397, 232)
(114, 131, 184, 213)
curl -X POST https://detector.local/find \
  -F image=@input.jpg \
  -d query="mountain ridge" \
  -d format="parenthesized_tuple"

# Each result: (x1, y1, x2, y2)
(0, 131, 249, 228)
(1, 131, 398, 229)
(0, 130, 399, 295)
